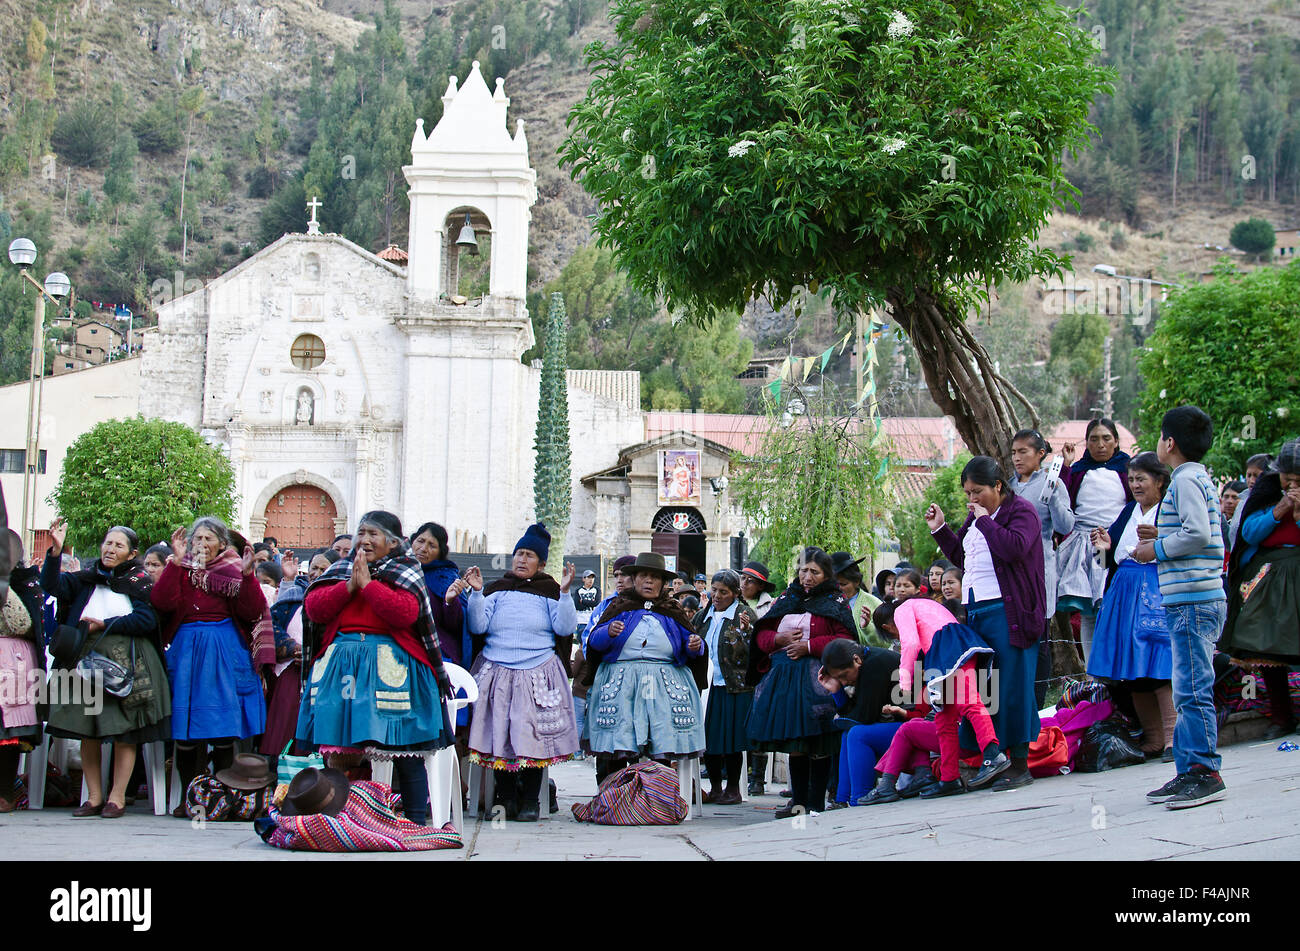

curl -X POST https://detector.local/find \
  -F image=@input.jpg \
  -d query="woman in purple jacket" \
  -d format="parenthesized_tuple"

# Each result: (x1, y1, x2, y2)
(925, 456, 1046, 791)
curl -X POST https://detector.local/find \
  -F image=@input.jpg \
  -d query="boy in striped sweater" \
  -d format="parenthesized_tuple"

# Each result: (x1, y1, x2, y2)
(1133, 405, 1227, 809)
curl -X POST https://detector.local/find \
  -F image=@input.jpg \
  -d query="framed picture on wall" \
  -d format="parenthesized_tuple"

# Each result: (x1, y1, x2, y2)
(658, 450, 701, 507)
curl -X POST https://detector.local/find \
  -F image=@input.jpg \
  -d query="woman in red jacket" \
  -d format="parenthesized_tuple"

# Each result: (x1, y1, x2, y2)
(152, 516, 274, 817)
(745, 547, 857, 818)
(295, 511, 453, 826)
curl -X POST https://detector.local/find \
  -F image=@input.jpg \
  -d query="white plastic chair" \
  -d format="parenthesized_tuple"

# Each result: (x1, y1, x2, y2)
(371, 661, 477, 831)
(676, 753, 704, 820)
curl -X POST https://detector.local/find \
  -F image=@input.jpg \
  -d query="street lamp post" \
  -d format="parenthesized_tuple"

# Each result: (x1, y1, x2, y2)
(7, 238, 71, 556)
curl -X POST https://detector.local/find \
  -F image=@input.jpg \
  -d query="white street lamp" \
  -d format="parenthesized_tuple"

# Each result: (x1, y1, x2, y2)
(6, 239, 74, 555)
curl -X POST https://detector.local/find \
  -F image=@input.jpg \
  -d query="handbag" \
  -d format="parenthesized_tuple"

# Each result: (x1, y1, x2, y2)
(276, 740, 325, 787)
(49, 623, 88, 670)
(74, 628, 135, 699)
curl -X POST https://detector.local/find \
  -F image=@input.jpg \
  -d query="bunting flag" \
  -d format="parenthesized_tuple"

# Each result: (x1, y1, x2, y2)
(801, 356, 815, 381)
(819, 346, 833, 373)
(768, 378, 781, 400)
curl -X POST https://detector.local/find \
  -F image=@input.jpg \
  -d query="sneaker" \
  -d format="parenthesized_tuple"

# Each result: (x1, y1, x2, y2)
(967, 752, 1011, 790)
(1164, 768, 1225, 810)
(1145, 773, 1191, 804)
(1161, 747, 1174, 764)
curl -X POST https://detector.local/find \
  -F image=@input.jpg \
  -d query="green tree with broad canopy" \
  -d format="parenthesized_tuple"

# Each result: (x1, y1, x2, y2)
(50, 417, 237, 554)
(561, 0, 1112, 463)
(1137, 261, 1300, 478)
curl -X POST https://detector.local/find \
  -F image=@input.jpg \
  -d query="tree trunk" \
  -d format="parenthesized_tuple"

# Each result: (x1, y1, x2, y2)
(886, 287, 1039, 472)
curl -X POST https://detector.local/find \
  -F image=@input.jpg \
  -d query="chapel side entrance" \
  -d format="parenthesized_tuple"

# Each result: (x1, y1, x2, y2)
(650, 507, 707, 579)
(263, 484, 338, 549)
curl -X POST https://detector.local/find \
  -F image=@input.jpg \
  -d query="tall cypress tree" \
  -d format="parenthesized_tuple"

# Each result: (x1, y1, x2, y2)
(534, 292, 571, 563)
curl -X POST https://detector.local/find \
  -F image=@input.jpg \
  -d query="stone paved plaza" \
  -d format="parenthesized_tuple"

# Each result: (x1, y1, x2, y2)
(5, 731, 1296, 861)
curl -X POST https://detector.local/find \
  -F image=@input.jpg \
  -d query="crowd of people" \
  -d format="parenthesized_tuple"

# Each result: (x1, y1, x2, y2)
(0, 403, 1296, 831)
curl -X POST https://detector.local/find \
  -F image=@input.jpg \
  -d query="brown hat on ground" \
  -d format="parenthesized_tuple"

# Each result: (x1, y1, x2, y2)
(280, 767, 350, 817)
(215, 753, 274, 791)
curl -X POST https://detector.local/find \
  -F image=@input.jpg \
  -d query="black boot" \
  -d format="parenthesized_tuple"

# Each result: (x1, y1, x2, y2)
(808, 756, 832, 813)
(748, 753, 768, 795)
(548, 778, 559, 815)
(492, 770, 519, 820)
(516, 768, 543, 822)
(211, 744, 235, 774)
(172, 745, 202, 818)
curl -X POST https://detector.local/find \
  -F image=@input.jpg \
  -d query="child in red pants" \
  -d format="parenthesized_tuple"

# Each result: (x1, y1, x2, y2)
(872, 598, 1007, 798)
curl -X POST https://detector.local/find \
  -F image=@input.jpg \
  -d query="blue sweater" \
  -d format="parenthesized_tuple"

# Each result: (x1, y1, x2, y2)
(1234, 507, 1297, 569)
(1153, 462, 1226, 605)
(467, 587, 576, 670)
(586, 608, 702, 666)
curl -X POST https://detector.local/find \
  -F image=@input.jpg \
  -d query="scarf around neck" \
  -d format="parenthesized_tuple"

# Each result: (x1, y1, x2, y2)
(483, 570, 561, 600)
(179, 546, 274, 667)
(596, 590, 696, 630)
(420, 559, 462, 600)
(181, 546, 245, 598)
(761, 578, 857, 634)
(1071, 449, 1131, 476)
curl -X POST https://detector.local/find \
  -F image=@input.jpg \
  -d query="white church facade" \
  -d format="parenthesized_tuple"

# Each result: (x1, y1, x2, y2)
(138, 61, 649, 556)
(1, 61, 752, 580)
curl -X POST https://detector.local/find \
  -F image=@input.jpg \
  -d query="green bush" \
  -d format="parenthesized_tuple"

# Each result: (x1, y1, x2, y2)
(1073, 232, 1097, 253)
(1109, 229, 1128, 251)
(132, 98, 183, 153)
(50, 416, 237, 552)
(51, 100, 114, 168)
(1229, 217, 1275, 259)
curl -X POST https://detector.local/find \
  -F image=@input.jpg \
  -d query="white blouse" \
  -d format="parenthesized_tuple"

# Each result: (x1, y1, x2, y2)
(1116, 504, 1159, 564)
(962, 508, 1003, 603)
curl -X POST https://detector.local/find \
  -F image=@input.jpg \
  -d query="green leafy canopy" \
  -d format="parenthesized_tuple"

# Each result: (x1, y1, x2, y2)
(1137, 262, 1300, 477)
(50, 416, 237, 554)
(561, 0, 1112, 321)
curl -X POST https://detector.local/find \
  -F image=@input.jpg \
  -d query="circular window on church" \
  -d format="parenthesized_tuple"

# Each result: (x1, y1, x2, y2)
(290, 334, 326, 370)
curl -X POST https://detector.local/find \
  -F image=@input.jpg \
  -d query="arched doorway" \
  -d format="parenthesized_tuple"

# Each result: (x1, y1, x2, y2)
(650, 507, 707, 580)
(263, 484, 338, 549)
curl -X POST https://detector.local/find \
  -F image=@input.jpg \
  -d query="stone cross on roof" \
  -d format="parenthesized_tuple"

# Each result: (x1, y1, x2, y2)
(306, 196, 322, 235)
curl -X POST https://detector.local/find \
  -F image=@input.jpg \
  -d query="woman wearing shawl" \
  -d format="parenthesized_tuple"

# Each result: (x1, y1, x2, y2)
(1221, 438, 1300, 739)
(1056, 418, 1132, 663)
(745, 547, 857, 818)
(152, 516, 272, 817)
(0, 531, 55, 812)
(44, 520, 170, 818)
(465, 522, 580, 823)
(692, 568, 757, 804)
(295, 511, 453, 826)
(410, 521, 470, 667)
(584, 553, 708, 782)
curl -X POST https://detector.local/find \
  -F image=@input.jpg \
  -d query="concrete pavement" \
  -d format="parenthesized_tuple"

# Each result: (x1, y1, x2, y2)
(4, 732, 1298, 860)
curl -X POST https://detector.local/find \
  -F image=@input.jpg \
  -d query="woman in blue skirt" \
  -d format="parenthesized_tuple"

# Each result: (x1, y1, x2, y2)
(745, 547, 857, 818)
(585, 553, 707, 777)
(153, 516, 274, 817)
(926, 456, 1046, 792)
(296, 511, 453, 826)
(1090, 452, 1176, 759)
(692, 569, 758, 805)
